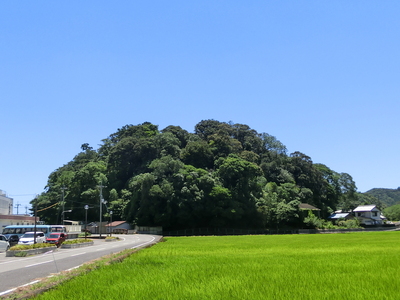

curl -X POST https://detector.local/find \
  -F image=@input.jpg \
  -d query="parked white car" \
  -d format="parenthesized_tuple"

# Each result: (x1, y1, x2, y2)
(18, 232, 46, 245)
(0, 234, 10, 252)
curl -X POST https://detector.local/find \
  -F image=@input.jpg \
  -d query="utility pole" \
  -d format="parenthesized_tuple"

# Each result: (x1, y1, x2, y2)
(61, 186, 68, 225)
(109, 210, 113, 237)
(84, 205, 89, 239)
(34, 196, 38, 244)
(97, 182, 107, 238)
(14, 203, 21, 215)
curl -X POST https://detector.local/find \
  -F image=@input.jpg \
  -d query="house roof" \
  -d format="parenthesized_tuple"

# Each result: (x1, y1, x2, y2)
(353, 205, 379, 212)
(105, 221, 127, 227)
(329, 213, 351, 219)
(299, 203, 320, 210)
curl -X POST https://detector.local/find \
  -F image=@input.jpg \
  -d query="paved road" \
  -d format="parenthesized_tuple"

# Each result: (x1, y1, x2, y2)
(0, 234, 162, 295)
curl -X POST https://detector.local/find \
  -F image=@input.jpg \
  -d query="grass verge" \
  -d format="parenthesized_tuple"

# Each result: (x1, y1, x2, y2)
(0, 242, 157, 300)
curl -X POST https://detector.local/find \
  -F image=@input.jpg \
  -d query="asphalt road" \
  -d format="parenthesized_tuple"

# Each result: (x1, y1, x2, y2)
(0, 234, 162, 296)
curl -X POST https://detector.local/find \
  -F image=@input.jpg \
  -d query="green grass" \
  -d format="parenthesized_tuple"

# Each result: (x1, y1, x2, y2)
(33, 232, 400, 300)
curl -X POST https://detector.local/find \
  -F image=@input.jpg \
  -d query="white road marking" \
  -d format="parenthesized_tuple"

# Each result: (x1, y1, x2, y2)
(70, 252, 86, 257)
(25, 260, 53, 268)
(0, 280, 41, 296)
(131, 236, 156, 249)
(66, 265, 81, 272)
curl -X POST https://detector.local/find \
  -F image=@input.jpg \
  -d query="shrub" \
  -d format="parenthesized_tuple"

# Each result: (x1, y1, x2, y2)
(303, 210, 338, 229)
(62, 239, 93, 245)
(337, 218, 361, 229)
(14, 251, 28, 257)
(10, 243, 55, 251)
(78, 232, 92, 237)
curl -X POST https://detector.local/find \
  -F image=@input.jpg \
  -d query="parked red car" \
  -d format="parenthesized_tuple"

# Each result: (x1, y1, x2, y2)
(46, 232, 67, 247)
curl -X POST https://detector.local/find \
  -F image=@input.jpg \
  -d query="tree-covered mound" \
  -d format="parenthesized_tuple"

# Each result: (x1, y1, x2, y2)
(33, 120, 360, 230)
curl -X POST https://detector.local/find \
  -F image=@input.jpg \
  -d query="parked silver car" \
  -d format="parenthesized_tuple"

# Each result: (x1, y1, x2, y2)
(18, 232, 46, 245)
(0, 234, 10, 252)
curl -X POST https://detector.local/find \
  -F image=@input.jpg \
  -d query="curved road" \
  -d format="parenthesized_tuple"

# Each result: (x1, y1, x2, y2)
(0, 234, 162, 296)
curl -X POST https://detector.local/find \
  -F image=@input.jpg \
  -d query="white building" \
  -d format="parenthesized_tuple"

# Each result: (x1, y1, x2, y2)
(0, 190, 13, 215)
(353, 205, 385, 225)
(0, 214, 38, 232)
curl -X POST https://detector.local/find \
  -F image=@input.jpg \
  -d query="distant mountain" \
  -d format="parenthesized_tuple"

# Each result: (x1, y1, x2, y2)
(365, 188, 400, 207)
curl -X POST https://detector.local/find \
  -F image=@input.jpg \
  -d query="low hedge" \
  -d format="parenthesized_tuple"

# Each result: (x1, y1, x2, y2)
(9, 243, 55, 251)
(62, 239, 93, 245)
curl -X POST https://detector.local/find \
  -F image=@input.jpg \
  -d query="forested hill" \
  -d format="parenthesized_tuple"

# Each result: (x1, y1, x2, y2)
(365, 188, 400, 207)
(33, 120, 359, 230)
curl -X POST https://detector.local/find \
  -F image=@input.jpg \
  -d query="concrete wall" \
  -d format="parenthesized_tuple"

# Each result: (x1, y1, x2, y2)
(0, 190, 13, 215)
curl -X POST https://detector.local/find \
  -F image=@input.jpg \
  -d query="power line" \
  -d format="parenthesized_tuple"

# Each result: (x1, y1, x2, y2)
(14, 203, 21, 215)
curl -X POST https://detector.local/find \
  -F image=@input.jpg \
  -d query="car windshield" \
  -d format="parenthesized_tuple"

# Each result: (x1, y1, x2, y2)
(22, 233, 43, 238)
(22, 234, 35, 238)
(48, 234, 60, 238)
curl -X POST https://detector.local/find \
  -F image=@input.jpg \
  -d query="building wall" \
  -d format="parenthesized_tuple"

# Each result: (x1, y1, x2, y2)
(0, 190, 13, 215)
(0, 215, 38, 232)
(355, 209, 382, 225)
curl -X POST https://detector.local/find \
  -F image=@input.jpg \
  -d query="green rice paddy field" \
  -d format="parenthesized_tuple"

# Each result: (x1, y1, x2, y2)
(35, 232, 400, 300)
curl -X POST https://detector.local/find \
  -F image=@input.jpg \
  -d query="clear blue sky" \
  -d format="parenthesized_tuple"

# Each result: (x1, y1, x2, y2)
(1, 1, 399, 213)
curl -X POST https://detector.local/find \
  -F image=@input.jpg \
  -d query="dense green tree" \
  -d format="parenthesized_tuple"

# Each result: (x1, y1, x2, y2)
(230, 123, 263, 154)
(181, 140, 214, 169)
(216, 155, 264, 227)
(336, 173, 358, 211)
(194, 120, 231, 141)
(161, 125, 190, 148)
(34, 119, 362, 232)
(364, 187, 400, 207)
(383, 204, 400, 221)
(261, 133, 287, 155)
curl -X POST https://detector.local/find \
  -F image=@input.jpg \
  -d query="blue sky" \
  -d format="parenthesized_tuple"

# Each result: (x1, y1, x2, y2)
(1, 1, 399, 213)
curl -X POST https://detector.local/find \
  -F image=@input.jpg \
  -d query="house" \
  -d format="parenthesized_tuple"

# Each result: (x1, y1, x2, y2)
(299, 203, 321, 218)
(105, 221, 131, 234)
(328, 212, 354, 222)
(86, 222, 109, 234)
(353, 205, 385, 225)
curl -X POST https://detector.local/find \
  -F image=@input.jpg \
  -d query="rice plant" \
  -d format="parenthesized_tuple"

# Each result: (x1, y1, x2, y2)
(34, 232, 400, 300)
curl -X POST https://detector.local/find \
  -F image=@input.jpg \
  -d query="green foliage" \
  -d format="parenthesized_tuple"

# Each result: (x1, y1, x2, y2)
(303, 210, 361, 229)
(62, 239, 93, 245)
(10, 243, 55, 251)
(303, 210, 336, 229)
(35, 120, 360, 231)
(78, 232, 92, 237)
(383, 203, 400, 221)
(336, 218, 361, 229)
(365, 187, 400, 207)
